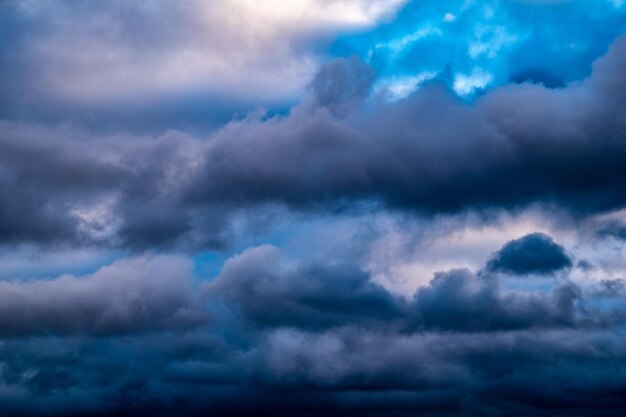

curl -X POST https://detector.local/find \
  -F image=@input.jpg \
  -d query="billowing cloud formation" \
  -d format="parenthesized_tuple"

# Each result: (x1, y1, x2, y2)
(206, 245, 401, 330)
(1, 1, 626, 415)
(190, 35, 626, 216)
(0, 243, 624, 416)
(413, 268, 582, 330)
(0, 0, 404, 109)
(1, 36, 626, 248)
(0, 256, 205, 337)
(485, 233, 572, 275)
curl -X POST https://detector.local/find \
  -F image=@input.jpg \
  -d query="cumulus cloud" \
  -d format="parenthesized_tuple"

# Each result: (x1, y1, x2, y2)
(205, 245, 403, 330)
(206, 245, 611, 335)
(1, 35, 626, 249)
(0, 256, 205, 336)
(413, 268, 582, 331)
(0, 0, 404, 106)
(1, 2, 626, 415)
(485, 233, 572, 276)
(0, 247, 622, 416)
(189, 35, 626, 217)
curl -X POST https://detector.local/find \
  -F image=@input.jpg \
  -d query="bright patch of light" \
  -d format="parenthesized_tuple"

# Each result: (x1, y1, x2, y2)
(443, 13, 456, 22)
(21, 0, 409, 103)
(233, 0, 407, 28)
(375, 72, 438, 101)
(453, 69, 493, 96)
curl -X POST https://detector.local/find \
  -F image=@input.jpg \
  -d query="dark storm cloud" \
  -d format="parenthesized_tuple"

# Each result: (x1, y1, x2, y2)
(413, 268, 581, 331)
(205, 245, 404, 330)
(1, 36, 626, 249)
(0, 123, 232, 249)
(205, 243, 610, 334)
(485, 233, 572, 276)
(0, 256, 205, 337)
(0, 247, 624, 416)
(188, 34, 626, 216)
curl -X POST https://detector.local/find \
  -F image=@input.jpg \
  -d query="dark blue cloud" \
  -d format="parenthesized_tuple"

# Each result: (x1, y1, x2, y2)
(413, 268, 581, 330)
(205, 246, 404, 330)
(0, 1, 626, 415)
(596, 220, 626, 241)
(485, 233, 573, 276)
(1, 35, 626, 249)
(0, 248, 622, 416)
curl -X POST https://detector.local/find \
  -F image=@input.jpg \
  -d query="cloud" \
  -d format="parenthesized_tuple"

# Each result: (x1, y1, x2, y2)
(413, 268, 582, 330)
(205, 245, 403, 330)
(335, 0, 626, 95)
(1, 35, 626, 250)
(206, 245, 605, 334)
(0, 256, 205, 336)
(189, 35, 626, 216)
(0, 247, 621, 415)
(485, 233, 572, 275)
(311, 55, 376, 116)
(1, 1, 626, 415)
(0, 0, 405, 107)
(596, 220, 626, 241)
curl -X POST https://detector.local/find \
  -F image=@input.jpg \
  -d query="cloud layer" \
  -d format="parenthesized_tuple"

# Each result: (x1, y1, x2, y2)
(1, 35, 625, 249)
(1, 1, 626, 416)
(0, 237, 624, 416)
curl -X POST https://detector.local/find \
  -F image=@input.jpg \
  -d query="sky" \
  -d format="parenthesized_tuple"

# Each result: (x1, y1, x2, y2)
(1, 0, 626, 416)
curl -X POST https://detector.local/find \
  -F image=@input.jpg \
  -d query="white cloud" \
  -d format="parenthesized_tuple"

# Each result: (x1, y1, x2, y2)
(16, 0, 406, 103)
(374, 72, 438, 100)
(443, 12, 456, 22)
(453, 68, 493, 95)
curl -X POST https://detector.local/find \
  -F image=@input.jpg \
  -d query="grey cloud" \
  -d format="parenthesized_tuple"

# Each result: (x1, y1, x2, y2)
(311, 56, 375, 116)
(596, 220, 626, 241)
(0, 0, 401, 131)
(0, 248, 623, 416)
(205, 245, 403, 330)
(2, 37, 626, 249)
(208, 246, 599, 334)
(0, 256, 205, 336)
(188, 34, 626, 217)
(413, 268, 583, 331)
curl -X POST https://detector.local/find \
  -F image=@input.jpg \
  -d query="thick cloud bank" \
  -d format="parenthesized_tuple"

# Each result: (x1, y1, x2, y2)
(0, 256, 205, 337)
(1, 36, 626, 249)
(0, 236, 625, 416)
(1, 2, 626, 416)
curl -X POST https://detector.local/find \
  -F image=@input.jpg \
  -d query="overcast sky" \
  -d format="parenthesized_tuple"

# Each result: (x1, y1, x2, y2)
(1, 1, 626, 416)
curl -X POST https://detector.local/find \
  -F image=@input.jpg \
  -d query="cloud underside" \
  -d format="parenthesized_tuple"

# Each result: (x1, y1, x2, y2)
(0, 237, 624, 416)
(1, 36, 625, 249)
